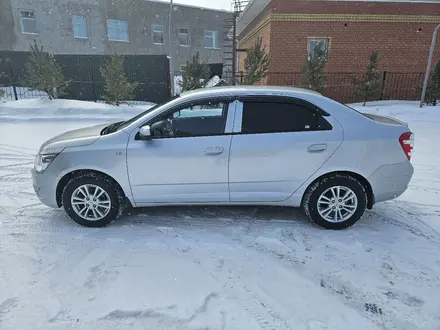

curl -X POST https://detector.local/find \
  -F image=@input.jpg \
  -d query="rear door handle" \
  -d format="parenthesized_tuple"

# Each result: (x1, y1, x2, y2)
(308, 144, 327, 153)
(205, 147, 224, 155)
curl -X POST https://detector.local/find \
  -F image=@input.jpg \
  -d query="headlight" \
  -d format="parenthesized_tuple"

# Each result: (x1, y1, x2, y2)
(34, 153, 60, 173)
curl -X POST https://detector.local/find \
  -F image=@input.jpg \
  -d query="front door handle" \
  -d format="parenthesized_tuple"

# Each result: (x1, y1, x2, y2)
(205, 147, 224, 155)
(308, 144, 327, 153)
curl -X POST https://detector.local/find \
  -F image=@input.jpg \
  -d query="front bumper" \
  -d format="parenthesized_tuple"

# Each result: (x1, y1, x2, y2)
(31, 168, 59, 208)
(368, 161, 414, 204)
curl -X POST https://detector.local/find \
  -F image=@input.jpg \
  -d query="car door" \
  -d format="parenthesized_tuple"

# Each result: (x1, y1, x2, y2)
(229, 96, 343, 202)
(126, 98, 236, 205)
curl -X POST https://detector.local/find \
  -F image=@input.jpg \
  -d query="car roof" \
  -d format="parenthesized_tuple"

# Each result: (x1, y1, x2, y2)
(179, 86, 322, 100)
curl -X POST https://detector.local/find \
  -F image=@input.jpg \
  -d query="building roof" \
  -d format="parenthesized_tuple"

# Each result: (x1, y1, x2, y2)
(237, 0, 440, 37)
(236, 0, 270, 36)
(147, 0, 232, 13)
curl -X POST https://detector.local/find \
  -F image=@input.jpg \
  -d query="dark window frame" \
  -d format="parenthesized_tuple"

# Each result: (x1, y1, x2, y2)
(19, 9, 38, 35)
(153, 23, 165, 45)
(179, 27, 190, 46)
(107, 19, 129, 42)
(308, 38, 330, 62)
(237, 96, 332, 135)
(72, 15, 88, 39)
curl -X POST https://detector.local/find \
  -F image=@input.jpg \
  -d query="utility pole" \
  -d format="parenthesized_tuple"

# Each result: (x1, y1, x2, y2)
(420, 23, 440, 108)
(168, 0, 174, 95)
(232, 11, 237, 85)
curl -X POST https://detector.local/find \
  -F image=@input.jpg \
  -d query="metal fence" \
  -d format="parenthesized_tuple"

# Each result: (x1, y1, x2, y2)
(0, 51, 172, 104)
(0, 85, 47, 101)
(0, 50, 426, 105)
(231, 71, 425, 104)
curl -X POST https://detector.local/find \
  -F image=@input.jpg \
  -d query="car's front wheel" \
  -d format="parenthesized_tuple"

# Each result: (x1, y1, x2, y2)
(303, 174, 367, 230)
(62, 173, 125, 227)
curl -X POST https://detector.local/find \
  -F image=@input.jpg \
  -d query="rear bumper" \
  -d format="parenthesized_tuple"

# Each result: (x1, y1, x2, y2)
(31, 168, 59, 208)
(368, 161, 414, 204)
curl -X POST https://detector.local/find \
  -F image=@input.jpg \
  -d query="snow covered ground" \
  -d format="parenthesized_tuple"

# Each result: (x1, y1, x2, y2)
(0, 99, 439, 330)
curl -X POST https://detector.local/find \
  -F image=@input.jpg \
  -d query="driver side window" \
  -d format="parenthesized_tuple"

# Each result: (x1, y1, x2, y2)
(150, 101, 228, 138)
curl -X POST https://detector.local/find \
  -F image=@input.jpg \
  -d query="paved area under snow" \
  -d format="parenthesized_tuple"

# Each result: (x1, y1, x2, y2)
(0, 99, 439, 330)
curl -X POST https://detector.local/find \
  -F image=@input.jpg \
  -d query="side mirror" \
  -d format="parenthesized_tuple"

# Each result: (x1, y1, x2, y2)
(138, 125, 152, 140)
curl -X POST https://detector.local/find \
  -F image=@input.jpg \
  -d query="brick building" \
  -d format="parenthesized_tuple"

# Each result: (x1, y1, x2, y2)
(236, 0, 440, 100)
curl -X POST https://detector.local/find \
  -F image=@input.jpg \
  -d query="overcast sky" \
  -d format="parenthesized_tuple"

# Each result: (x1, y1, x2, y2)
(168, 0, 233, 10)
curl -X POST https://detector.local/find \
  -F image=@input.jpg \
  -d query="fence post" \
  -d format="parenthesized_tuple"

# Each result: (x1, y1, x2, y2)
(7, 63, 18, 101)
(91, 70, 97, 102)
(421, 23, 440, 107)
(380, 71, 387, 101)
(12, 85, 18, 100)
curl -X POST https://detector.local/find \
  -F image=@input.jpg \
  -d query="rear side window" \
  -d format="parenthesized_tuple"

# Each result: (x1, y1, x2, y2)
(241, 101, 332, 134)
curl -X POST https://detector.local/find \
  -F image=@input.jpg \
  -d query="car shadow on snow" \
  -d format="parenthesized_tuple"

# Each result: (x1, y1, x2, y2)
(31, 205, 312, 230)
(35, 203, 436, 243)
(120, 205, 312, 228)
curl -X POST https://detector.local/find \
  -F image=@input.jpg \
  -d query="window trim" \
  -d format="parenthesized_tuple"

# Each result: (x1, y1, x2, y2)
(179, 27, 190, 47)
(236, 96, 330, 116)
(72, 15, 88, 39)
(107, 19, 129, 42)
(19, 9, 38, 35)
(204, 30, 220, 49)
(135, 97, 235, 140)
(153, 23, 165, 45)
(234, 96, 332, 135)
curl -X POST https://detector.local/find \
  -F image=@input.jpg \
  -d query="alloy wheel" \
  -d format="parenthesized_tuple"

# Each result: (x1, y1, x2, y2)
(317, 186, 358, 223)
(71, 184, 111, 221)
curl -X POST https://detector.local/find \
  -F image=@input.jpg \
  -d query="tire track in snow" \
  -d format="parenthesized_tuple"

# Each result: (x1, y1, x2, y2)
(0, 146, 35, 157)
(0, 298, 18, 321)
(164, 228, 293, 330)
(252, 229, 434, 330)
(0, 161, 34, 169)
(0, 143, 36, 152)
(170, 226, 380, 330)
(194, 258, 292, 330)
(0, 172, 29, 180)
(368, 209, 440, 246)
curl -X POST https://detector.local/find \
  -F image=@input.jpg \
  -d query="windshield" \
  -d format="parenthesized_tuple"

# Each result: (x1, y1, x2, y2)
(117, 95, 180, 131)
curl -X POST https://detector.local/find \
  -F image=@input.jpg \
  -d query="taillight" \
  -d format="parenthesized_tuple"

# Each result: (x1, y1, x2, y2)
(399, 132, 414, 161)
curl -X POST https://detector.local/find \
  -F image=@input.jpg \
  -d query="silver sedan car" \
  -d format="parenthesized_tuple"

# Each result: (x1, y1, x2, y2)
(32, 86, 414, 229)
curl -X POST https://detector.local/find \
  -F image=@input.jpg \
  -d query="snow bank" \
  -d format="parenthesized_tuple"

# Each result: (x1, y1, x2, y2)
(351, 100, 440, 122)
(0, 98, 155, 122)
(0, 86, 48, 102)
(352, 101, 440, 234)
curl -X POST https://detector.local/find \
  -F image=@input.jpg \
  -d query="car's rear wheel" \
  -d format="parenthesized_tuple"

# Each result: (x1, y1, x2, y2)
(303, 174, 367, 230)
(62, 173, 125, 227)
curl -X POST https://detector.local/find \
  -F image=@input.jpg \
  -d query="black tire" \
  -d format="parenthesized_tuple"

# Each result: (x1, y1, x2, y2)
(303, 174, 367, 230)
(62, 172, 125, 227)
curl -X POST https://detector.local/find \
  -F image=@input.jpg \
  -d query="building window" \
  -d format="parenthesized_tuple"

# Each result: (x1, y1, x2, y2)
(308, 38, 329, 61)
(19, 10, 37, 34)
(179, 27, 189, 46)
(204, 30, 219, 49)
(153, 24, 164, 44)
(72, 15, 88, 38)
(107, 19, 129, 42)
